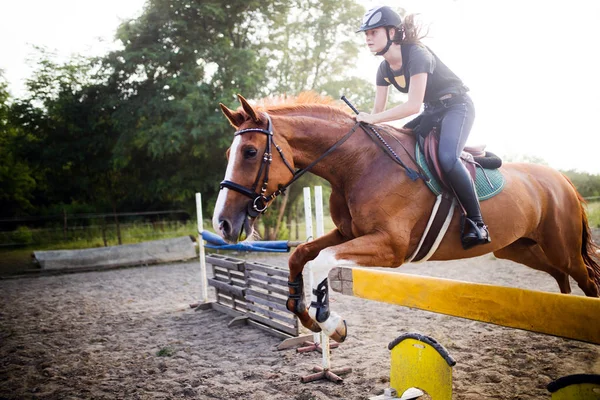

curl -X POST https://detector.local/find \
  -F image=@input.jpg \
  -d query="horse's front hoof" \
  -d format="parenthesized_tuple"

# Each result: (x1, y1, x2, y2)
(330, 320, 347, 343)
(318, 312, 347, 343)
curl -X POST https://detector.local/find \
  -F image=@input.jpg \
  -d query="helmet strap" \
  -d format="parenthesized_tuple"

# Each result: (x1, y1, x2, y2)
(375, 27, 393, 56)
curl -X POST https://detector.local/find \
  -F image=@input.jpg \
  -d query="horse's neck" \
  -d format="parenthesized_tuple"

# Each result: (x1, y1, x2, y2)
(282, 116, 368, 187)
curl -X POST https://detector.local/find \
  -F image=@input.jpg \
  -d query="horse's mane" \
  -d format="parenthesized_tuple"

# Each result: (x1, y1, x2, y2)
(255, 92, 352, 120)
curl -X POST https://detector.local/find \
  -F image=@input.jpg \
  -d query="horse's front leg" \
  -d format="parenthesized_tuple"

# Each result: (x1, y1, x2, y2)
(308, 232, 402, 342)
(287, 229, 348, 334)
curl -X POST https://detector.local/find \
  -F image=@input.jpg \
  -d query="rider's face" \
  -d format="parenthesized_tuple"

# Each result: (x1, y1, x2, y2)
(364, 27, 390, 53)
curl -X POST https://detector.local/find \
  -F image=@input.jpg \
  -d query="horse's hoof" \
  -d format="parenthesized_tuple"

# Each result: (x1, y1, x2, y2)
(308, 321, 322, 333)
(330, 320, 347, 343)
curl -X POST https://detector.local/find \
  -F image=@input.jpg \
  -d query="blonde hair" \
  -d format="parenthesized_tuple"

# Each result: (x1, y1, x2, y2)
(392, 14, 428, 44)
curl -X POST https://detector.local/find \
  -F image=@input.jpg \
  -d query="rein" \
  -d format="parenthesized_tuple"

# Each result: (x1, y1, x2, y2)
(220, 113, 362, 218)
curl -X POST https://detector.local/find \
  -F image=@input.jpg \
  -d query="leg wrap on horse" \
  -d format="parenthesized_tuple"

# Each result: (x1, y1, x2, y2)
(308, 252, 348, 343)
(286, 275, 306, 314)
(310, 278, 330, 323)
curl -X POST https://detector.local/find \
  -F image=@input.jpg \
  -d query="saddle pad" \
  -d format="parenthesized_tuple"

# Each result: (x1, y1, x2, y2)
(415, 143, 505, 200)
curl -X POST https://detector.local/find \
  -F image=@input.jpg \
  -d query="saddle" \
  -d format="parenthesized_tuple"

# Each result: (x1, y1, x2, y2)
(421, 128, 502, 193)
(405, 128, 504, 263)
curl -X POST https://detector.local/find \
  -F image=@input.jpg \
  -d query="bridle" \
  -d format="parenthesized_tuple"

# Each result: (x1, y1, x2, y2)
(219, 112, 362, 218)
(219, 114, 294, 218)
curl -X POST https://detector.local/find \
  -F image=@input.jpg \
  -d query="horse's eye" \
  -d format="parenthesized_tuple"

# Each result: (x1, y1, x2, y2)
(243, 147, 258, 159)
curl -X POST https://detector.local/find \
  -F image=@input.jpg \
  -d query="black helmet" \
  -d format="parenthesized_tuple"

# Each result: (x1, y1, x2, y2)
(356, 6, 402, 33)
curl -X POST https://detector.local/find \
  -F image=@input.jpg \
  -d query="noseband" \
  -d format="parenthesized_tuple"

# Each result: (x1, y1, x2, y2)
(219, 112, 363, 219)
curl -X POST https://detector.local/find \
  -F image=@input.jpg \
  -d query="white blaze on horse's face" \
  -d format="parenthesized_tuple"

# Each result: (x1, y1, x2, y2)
(212, 135, 242, 234)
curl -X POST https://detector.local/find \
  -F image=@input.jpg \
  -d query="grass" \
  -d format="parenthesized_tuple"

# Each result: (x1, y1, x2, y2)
(156, 347, 175, 357)
(0, 220, 199, 275)
(585, 201, 600, 228)
(0, 216, 337, 275)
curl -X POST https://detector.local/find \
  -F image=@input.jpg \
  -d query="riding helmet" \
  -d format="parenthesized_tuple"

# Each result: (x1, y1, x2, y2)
(356, 6, 402, 32)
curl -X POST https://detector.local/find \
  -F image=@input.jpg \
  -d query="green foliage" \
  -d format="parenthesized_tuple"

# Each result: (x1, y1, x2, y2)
(1, 0, 380, 240)
(10, 226, 33, 245)
(0, 73, 37, 215)
(266, 0, 366, 95)
(156, 347, 175, 357)
(562, 170, 600, 198)
(586, 201, 600, 228)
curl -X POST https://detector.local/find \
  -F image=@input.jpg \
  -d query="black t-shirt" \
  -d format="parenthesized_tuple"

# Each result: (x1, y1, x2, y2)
(376, 44, 467, 103)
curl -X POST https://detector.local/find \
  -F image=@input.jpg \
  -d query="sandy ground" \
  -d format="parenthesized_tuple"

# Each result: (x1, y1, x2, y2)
(1, 233, 599, 399)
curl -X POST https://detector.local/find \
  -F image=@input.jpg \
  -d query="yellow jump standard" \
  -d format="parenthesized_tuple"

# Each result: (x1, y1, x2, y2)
(329, 267, 600, 345)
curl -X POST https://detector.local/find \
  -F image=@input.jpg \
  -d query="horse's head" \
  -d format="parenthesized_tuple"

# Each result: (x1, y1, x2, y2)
(212, 94, 295, 243)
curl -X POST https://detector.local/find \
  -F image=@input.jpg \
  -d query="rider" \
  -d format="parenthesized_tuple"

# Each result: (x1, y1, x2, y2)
(355, 6, 490, 249)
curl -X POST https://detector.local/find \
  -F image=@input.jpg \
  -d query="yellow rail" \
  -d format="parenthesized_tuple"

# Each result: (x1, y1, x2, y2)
(329, 267, 600, 344)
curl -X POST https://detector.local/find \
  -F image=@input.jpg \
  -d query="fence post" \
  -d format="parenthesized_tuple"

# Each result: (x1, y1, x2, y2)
(63, 208, 67, 241)
(196, 193, 209, 304)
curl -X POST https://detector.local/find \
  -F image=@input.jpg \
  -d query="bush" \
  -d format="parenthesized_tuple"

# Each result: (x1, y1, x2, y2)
(11, 226, 33, 245)
(586, 202, 600, 228)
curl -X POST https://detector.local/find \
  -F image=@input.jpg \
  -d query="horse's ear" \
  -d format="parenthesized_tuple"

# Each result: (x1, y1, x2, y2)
(219, 103, 244, 128)
(237, 94, 261, 123)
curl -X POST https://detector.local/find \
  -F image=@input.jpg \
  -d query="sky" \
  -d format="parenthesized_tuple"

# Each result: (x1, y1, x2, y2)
(1, 0, 599, 174)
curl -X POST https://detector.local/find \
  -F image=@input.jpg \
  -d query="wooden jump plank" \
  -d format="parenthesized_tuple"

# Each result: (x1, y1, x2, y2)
(208, 278, 246, 298)
(246, 278, 288, 296)
(211, 274, 246, 287)
(245, 302, 298, 326)
(246, 309, 299, 336)
(213, 268, 246, 281)
(246, 287, 287, 302)
(210, 302, 245, 319)
(245, 290, 289, 313)
(206, 254, 246, 271)
(244, 261, 289, 278)
(216, 297, 248, 313)
(246, 320, 294, 340)
(246, 271, 288, 287)
(329, 266, 600, 345)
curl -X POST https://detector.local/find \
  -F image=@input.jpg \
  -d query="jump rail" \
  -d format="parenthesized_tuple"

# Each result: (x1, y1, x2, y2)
(329, 266, 600, 345)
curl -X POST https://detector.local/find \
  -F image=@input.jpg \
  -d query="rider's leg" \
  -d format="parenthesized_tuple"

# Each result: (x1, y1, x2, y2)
(437, 96, 490, 249)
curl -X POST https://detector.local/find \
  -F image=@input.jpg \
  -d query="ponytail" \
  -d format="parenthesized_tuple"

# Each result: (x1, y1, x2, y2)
(392, 14, 428, 44)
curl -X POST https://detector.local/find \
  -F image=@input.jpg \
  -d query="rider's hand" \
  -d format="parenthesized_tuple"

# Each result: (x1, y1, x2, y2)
(356, 112, 375, 124)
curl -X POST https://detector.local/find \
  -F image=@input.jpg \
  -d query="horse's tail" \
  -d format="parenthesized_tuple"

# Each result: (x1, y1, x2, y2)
(563, 174, 600, 289)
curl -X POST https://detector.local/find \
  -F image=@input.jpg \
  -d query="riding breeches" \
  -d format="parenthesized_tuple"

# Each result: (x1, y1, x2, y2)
(413, 94, 483, 221)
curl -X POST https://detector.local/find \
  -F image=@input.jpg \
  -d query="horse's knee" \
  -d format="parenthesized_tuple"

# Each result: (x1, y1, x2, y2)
(288, 243, 310, 279)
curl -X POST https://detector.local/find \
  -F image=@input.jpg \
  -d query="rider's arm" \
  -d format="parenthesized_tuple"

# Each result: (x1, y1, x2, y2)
(372, 85, 389, 114)
(358, 73, 427, 124)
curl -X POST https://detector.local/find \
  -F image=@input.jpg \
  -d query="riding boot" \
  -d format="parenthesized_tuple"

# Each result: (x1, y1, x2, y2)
(445, 162, 491, 250)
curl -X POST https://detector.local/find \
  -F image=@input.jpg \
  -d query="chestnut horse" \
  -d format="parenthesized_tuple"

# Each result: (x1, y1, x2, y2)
(212, 93, 600, 343)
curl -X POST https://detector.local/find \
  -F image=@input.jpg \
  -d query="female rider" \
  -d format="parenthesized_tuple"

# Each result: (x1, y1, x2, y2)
(355, 6, 490, 249)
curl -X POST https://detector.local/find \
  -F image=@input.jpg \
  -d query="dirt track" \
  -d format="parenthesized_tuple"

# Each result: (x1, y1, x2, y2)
(1, 233, 599, 399)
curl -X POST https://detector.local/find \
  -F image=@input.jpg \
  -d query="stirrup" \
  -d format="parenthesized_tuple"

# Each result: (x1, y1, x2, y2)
(461, 218, 491, 250)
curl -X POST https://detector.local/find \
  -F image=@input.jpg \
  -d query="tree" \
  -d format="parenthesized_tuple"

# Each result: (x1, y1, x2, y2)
(0, 72, 36, 216)
(266, 0, 370, 99)
(562, 170, 600, 198)
(2, 0, 376, 237)
(100, 0, 291, 213)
